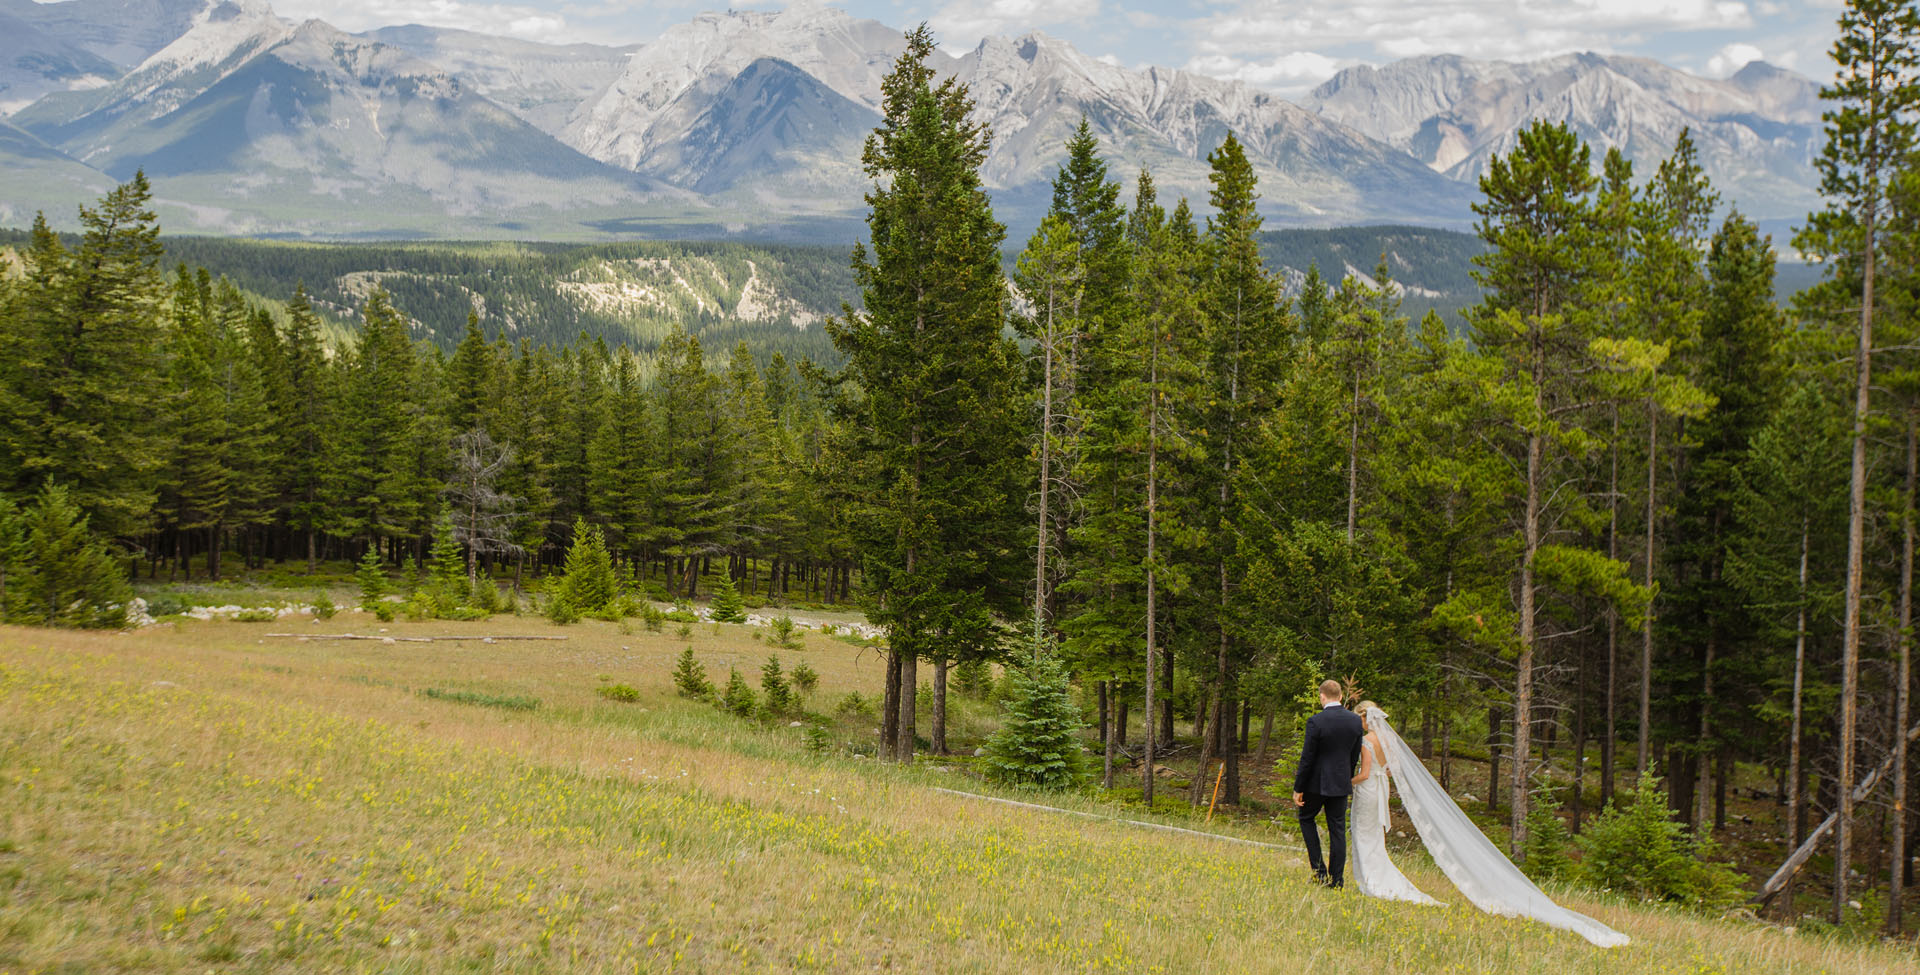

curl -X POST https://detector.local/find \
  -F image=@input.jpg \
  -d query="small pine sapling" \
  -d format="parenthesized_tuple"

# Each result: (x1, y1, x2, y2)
(720, 669, 757, 717)
(355, 546, 386, 610)
(760, 655, 793, 714)
(710, 574, 747, 623)
(790, 660, 819, 697)
(672, 646, 713, 699)
(983, 638, 1089, 790)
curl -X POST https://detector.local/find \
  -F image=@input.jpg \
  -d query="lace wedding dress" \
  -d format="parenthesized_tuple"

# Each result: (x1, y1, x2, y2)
(1351, 738, 1445, 905)
(1362, 708, 1630, 948)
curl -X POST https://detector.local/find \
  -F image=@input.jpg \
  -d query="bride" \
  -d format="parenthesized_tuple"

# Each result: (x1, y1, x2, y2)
(1348, 701, 1629, 948)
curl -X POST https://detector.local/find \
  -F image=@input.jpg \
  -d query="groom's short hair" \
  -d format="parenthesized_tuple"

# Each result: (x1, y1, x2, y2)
(1319, 679, 1343, 701)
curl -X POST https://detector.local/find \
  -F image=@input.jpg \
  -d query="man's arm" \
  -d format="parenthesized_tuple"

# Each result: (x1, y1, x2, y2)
(1293, 716, 1321, 798)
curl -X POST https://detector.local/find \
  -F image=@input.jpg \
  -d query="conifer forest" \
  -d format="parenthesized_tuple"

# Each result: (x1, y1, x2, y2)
(10, 1, 1920, 945)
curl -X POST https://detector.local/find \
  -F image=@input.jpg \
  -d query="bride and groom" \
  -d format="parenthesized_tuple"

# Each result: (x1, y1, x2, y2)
(1291, 680, 1629, 948)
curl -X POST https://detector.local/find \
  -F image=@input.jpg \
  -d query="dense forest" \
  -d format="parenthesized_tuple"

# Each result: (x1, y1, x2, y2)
(3, 0, 1920, 938)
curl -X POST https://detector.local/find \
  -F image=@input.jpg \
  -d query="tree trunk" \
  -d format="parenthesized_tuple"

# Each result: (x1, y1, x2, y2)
(1889, 413, 1915, 935)
(1695, 635, 1716, 833)
(882, 649, 901, 758)
(1033, 285, 1055, 637)
(1488, 703, 1503, 816)
(1574, 636, 1589, 833)
(1788, 513, 1810, 865)
(1144, 357, 1159, 805)
(894, 651, 917, 762)
(1837, 170, 1877, 923)
(932, 655, 948, 756)
(1257, 704, 1275, 766)
(1639, 401, 1658, 780)
(1101, 681, 1115, 790)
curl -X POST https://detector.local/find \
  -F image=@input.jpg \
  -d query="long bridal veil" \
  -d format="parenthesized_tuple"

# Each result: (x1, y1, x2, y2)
(1365, 708, 1630, 948)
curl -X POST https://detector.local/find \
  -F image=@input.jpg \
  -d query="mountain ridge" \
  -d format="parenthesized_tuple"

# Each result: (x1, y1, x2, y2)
(0, 0, 1831, 240)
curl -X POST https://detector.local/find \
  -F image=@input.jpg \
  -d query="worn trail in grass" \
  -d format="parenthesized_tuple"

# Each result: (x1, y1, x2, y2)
(0, 620, 1912, 973)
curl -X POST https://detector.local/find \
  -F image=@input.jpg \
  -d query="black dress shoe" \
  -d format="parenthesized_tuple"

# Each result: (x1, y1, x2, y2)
(1312, 872, 1331, 887)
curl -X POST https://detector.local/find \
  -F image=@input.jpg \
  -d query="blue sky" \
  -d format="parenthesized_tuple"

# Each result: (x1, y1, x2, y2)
(270, 0, 1849, 96)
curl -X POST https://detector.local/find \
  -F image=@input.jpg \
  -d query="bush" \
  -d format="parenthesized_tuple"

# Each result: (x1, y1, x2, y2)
(144, 593, 188, 617)
(471, 580, 503, 614)
(675, 621, 692, 639)
(232, 608, 277, 622)
(802, 723, 832, 752)
(710, 575, 747, 623)
(311, 592, 336, 619)
(372, 602, 395, 622)
(546, 594, 581, 625)
(421, 687, 539, 711)
(790, 660, 819, 696)
(720, 669, 757, 717)
(1576, 772, 1744, 909)
(641, 602, 666, 632)
(982, 637, 1089, 791)
(769, 614, 803, 648)
(597, 683, 642, 703)
(672, 647, 713, 699)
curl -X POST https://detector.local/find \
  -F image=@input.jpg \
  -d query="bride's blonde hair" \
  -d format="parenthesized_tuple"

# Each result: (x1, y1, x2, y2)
(1355, 700, 1386, 719)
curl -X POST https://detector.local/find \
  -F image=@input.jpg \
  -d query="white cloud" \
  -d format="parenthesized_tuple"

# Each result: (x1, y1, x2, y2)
(1183, 50, 1343, 96)
(930, 0, 1101, 43)
(1705, 41, 1764, 76)
(274, 0, 577, 41)
(1185, 0, 1759, 78)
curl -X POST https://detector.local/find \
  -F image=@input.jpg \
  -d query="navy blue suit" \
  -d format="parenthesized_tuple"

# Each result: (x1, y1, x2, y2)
(1294, 704, 1365, 886)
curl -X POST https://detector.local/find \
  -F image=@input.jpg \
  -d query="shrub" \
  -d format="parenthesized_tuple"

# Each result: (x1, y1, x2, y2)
(144, 593, 188, 617)
(311, 592, 336, 619)
(232, 608, 277, 622)
(372, 602, 395, 622)
(769, 614, 802, 648)
(982, 638, 1089, 791)
(641, 602, 666, 632)
(672, 647, 713, 699)
(790, 660, 819, 697)
(1577, 772, 1744, 909)
(597, 683, 642, 703)
(760, 655, 793, 715)
(720, 669, 757, 717)
(675, 621, 692, 639)
(546, 594, 581, 625)
(710, 575, 747, 623)
(802, 723, 832, 752)
(421, 687, 539, 711)
(471, 579, 503, 613)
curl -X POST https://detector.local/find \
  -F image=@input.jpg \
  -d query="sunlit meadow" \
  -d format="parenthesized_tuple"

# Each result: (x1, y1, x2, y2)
(0, 615, 1912, 973)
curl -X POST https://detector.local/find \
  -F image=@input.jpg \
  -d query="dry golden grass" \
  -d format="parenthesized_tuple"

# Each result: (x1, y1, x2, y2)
(0, 613, 1914, 973)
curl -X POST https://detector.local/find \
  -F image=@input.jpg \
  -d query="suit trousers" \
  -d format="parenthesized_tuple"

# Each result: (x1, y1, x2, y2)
(1297, 792, 1349, 886)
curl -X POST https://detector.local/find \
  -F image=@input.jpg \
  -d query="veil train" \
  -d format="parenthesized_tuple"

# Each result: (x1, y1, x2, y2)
(1364, 709, 1630, 948)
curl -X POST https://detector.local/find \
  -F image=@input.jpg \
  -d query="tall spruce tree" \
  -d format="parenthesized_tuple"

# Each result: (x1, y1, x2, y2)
(828, 25, 1029, 761)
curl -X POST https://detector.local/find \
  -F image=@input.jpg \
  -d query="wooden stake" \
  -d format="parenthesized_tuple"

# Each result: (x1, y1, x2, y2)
(1207, 761, 1226, 823)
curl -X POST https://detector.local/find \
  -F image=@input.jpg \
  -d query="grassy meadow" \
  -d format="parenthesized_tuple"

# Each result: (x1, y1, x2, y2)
(1, 608, 1915, 973)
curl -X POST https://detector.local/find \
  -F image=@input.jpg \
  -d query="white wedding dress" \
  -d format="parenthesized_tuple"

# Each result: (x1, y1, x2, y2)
(1359, 708, 1630, 948)
(1351, 737, 1445, 906)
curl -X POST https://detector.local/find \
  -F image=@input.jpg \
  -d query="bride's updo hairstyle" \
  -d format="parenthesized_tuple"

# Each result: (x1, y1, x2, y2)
(1355, 701, 1386, 721)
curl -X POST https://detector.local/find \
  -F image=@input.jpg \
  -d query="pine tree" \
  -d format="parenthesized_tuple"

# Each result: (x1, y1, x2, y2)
(760, 654, 793, 715)
(552, 516, 616, 619)
(709, 573, 747, 623)
(8, 482, 130, 629)
(673, 646, 714, 699)
(279, 285, 332, 572)
(427, 508, 467, 615)
(355, 544, 387, 611)
(1792, 0, 1920, 919)
(4, 178, 168, 537)
(720, 668, 757, 717)
(984, 635, 1090, 791)
(828, 25, 1030, 762)
(333, 288, 416, 546)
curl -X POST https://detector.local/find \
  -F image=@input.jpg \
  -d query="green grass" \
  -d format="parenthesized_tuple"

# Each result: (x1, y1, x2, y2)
(0, 619, 1914, 973)
(420, 687, 541, 711)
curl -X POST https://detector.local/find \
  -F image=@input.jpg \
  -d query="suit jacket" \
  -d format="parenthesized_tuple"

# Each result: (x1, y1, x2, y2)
(1293, 704, 1365, 797)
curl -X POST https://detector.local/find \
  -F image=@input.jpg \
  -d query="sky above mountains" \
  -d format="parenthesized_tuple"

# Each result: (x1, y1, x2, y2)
(253, 0, 1846, 97)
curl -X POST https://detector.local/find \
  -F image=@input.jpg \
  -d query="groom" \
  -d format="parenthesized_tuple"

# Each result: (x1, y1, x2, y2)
(1292, 679, 1365, 889)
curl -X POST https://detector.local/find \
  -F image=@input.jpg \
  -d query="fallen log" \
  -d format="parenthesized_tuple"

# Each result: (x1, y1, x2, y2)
(1752, 717, 1920, 905)
(261, 633, 568, 643)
